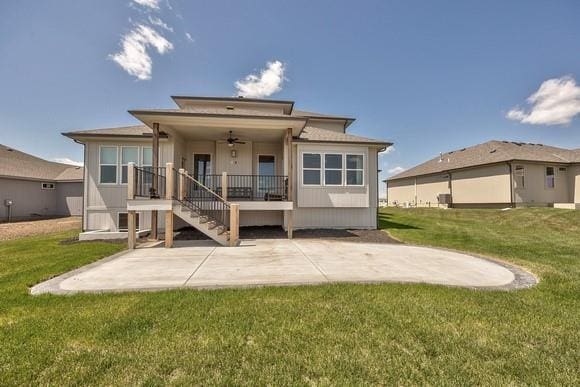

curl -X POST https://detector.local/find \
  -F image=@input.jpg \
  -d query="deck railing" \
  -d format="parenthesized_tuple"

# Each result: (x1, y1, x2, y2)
(205, 174, 288, 201)
(133, 166, 166, 199)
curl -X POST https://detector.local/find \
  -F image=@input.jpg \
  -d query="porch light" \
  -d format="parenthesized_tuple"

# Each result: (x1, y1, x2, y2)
(231, 149, 237, 158)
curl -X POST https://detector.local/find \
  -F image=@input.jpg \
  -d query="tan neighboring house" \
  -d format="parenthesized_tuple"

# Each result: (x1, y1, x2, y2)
(63, 96, 391, 246)
(386, 140, 580, 209)
(0, 144, 84, 221)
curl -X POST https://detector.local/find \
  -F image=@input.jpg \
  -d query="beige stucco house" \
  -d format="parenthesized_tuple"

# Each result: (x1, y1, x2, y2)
(386, 140, 580, 209)
(0, 144, 83, 221)
(63, 96, 391, 246)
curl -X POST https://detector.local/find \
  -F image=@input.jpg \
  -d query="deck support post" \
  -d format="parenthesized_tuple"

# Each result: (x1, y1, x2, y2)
(287, 210, 293, 239)
(229, 203, 239, 247)
(165, 162, 174, 248)
(221, 172, 228, 201)
(285, 128, 294, 239)
(151, 122, 160, 240)
(127, 162, 137, 249)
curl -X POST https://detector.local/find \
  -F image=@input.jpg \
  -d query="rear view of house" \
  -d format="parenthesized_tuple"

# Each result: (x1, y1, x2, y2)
(63, 96, 391, 245)
(0, 144, 84, 221)
(386, 140, 580, 209)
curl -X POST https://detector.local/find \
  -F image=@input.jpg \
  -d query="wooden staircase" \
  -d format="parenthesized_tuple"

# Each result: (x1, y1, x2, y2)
(172, 201, 231, 246)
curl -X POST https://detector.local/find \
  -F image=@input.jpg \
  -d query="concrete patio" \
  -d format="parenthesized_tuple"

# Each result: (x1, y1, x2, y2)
(31, 239, 536, 294)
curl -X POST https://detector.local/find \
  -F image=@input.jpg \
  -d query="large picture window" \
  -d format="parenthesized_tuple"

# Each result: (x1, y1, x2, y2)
(121, 146, 139, 184)
(324, 154, 343, 185)
(302, 153, 321, 185)
(118, 212, 140, 232)
(99, 146, 118, 184)
(346, 154, 364, 186)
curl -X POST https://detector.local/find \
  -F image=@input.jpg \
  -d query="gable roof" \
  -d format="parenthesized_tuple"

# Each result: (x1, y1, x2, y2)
(388, 140, 580, 181)
(62, 124, 153, 138)
(0, 144, 83, 182)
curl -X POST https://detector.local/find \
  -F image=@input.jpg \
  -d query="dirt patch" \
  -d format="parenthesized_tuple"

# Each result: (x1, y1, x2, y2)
(175, 226, 401, 244)
(0, 217, 81, 241)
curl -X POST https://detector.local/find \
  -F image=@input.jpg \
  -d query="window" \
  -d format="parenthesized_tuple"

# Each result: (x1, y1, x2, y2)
(41, 182, 55, 190)
(303, 153, 321, 185)
(194, 154, 212, 184)
(142, 147, 152, 170)
(514, 165, 525, 188)
(546, 166, 555, 189)
(99, 146, 118, 184)
(324, 154, 343, 185)
(346, 154, 364, 186)
(121, 146, 139, 184)
(118, 212, 140, 232)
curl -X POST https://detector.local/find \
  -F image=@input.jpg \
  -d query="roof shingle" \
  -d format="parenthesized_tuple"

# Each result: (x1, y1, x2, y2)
(388, 140, 580, 180)
(0, 144, 83, 182)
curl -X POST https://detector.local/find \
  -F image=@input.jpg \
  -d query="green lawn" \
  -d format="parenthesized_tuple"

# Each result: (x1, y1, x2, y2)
(1, 208, 579, 385)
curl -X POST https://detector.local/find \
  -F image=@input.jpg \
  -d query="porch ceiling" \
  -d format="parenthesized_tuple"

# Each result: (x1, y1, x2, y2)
(129, 111, 305, 141)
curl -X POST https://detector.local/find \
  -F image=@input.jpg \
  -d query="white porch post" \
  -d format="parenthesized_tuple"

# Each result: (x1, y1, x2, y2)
(285, 128, 293, 239)
(221, 171, 228, 201)
(127, 162, 137, 249)
(165, 162, 174, 248)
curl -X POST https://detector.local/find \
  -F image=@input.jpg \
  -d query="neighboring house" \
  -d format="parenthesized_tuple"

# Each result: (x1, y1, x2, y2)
(63, 96, 391, 245)
(386, 140, 580, 209)
(0, 144, 84, 221)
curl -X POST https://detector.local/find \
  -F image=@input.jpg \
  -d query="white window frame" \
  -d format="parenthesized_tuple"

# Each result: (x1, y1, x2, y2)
(302, 152, 322, 186)
(514, 165, 525, 189)
(323, 153, 343, 186)
(120, 146, 139, 185)
(545, 166, 555, 189)
(142, 146, 153, 168)
(345, 153, 365, 187)
(98, 145, 119, 185)
(41, 182, 55, 190)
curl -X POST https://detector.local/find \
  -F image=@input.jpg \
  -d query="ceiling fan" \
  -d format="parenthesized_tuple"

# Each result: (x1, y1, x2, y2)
(225, 131, 246, 147)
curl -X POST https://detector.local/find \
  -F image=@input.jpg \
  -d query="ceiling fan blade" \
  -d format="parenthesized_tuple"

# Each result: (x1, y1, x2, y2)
(235, 141, 246, 144)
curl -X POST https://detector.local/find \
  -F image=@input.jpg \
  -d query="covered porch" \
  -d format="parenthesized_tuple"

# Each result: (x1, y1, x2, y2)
(124, 109, 302, 249)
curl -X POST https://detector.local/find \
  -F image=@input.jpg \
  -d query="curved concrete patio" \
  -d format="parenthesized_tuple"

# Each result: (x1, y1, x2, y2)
(31, 239, 536, 295)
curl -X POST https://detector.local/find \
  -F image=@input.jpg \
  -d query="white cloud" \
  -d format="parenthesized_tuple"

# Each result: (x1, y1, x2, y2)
(148, 16, 173, 32)
(109, 24, 173, 80)
(506, 75, 580, 125)
(133, 0, 160, 9)
(387, 166, 405, 175)
(52, 158, 83, 167)
(185, 32, 194, 43)
(235, 60, 286, 98)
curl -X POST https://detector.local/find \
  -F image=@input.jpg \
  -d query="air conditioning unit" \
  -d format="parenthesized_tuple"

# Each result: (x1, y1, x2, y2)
(438, 193, 452, 204)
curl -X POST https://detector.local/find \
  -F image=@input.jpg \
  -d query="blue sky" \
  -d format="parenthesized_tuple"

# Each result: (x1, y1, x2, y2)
(1, 0, 579, 196)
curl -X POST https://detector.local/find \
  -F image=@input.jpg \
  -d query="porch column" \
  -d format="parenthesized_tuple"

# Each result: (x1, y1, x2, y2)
(221, 172, 228, 201)
(127, 162, 136, 249)
(178, 168, 186, 201)
(151, 122, 160, 240)
(229, 203, 239, 247)
(165, 162, 174, 248)
(285, 128, 294, 239)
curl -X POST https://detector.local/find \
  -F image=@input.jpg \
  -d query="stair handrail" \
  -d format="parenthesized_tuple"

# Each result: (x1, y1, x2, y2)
(176, 169, 230, 205)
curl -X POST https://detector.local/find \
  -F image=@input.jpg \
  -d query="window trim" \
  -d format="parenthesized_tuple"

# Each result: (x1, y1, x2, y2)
(302, 152, 322, 186)
(514, 165, 525, 189)
(98, 145, 119, 185)
(345, 153, 365, 187)
(41, 182, 56, 190)
(545, 166, 555, 189)
(120, 146, 139, 185)
(323, 153, 343, 186)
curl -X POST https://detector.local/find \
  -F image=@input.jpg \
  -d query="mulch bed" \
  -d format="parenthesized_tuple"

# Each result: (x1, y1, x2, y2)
(175, 226, 401, 244)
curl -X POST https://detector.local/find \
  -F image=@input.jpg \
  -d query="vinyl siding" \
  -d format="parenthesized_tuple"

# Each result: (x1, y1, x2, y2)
(513, 162, 571, 204)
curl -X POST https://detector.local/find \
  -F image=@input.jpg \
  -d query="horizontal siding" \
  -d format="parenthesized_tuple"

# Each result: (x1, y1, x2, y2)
(292, 207, 376, 229)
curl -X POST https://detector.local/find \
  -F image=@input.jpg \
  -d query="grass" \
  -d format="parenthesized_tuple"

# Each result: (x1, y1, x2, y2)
(0, 208, 579, 385)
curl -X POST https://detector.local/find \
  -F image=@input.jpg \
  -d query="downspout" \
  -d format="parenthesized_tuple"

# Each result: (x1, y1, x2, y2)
(74, 139, 87, 232)
(508, 162, 515, 208)
(448, 172, 453, 208)
(376, 149, 380, 229)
